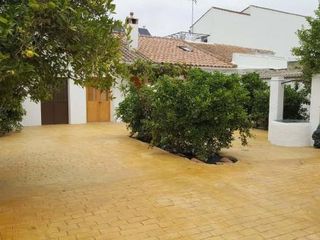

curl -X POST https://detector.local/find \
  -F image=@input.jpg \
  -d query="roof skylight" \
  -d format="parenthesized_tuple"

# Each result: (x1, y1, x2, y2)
(178, 46, 193, 52)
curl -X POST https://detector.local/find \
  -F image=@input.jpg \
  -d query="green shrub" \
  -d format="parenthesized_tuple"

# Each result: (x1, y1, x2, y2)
(118, 69, 251, 161)
(117, 84, 154, 143)
(240, 73, 310, 129)
(240, 73, 270, 129)
(283, 84, 309, 120)
(0, 98, 25, 136)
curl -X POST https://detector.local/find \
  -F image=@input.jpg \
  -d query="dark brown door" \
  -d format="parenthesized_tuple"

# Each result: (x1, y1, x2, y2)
(41, 80, 69, 125)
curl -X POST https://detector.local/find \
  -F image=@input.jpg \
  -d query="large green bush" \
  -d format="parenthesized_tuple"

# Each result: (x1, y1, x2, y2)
(118, 69, 251, 161)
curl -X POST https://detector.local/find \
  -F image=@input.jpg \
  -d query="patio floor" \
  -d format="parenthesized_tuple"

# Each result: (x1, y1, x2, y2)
(0, 123, 319, 240)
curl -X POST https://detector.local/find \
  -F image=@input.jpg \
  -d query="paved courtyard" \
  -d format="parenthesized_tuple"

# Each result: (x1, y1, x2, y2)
(0, 123, 319, 240)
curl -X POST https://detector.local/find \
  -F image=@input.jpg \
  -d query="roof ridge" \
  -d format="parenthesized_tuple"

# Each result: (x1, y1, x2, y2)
(191, 5, 307, 28)
(188, 42, 231, 64)
(182, 40, 235, 67)
(242, 5, 307, 18)
(190, 41, 274, 54)
(211, 6, 250, 16)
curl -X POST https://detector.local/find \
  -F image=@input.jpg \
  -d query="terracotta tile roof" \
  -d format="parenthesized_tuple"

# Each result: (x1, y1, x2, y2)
(189, 42, 274, 63)
(138, 36, 234, 68)
(121, 45, 149, 63)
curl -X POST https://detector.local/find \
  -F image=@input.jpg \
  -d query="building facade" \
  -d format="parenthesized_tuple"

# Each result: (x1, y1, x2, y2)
(192, 5, 308, 60)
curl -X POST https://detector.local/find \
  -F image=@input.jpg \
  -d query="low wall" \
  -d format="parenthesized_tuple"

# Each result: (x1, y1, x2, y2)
(268, 121, 312, 147)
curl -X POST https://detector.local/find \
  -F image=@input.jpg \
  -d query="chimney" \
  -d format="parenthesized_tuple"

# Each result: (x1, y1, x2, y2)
(126, 12, 139, 50)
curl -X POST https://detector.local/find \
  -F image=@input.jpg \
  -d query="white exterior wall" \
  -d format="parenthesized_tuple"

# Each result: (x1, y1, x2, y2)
(193, 6, 307, 60)
(232, 53, 287, 69)
(268, 121, 312, 147)
(22, 98, 42, 126)
(111, 79, 126, 122)
(68, 80, 87, 124)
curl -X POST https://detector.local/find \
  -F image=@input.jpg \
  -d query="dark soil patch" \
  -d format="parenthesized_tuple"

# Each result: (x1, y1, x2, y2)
(131, 136, 238, 165)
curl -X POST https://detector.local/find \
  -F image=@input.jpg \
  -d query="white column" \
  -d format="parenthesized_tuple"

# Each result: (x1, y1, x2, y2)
(310, 74, 320, 133)
(68, 79, 87, 124)
(269, 76, 285, 125)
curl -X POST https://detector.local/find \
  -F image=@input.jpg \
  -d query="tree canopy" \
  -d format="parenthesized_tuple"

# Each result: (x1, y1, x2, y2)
(0, 0, 124, 134)
(293, 6, 320, 81)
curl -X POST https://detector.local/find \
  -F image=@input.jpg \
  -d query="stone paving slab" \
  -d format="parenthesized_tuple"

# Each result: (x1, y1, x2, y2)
(0, 123, 319, 240)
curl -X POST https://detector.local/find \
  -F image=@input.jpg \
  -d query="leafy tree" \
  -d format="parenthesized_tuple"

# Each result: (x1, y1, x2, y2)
(293, 6, 320, 84)
(0, 0, 123, 134)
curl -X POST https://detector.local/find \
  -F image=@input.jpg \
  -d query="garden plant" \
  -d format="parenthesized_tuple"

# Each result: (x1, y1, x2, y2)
(118, 68, 252, 162)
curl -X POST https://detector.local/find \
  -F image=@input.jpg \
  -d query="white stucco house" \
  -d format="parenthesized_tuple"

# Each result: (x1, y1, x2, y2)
(191, 5, 308, 60)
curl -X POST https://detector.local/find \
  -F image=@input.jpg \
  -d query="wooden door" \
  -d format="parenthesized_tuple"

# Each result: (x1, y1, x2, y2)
(41, 80, 69, 125)
(86, 87, 110, 122)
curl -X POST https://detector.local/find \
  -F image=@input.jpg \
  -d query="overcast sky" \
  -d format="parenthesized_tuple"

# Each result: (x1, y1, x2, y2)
(113, 0, 318, 36)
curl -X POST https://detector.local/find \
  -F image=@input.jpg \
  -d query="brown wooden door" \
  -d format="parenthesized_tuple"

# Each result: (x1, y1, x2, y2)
(86, 87, 110, 122)
(41, 80, 69, 125)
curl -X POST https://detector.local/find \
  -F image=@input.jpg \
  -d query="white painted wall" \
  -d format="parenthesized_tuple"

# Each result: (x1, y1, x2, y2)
(111, 79, 126, 122)
(268, 121, 311, 147)
(22, 98, 42, 126)
(193, 6, 308, 60)
(232, 53, 287, 69)
(68, 80, 87, 124)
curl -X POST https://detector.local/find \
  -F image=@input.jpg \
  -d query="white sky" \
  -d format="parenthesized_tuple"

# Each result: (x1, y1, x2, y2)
(113, 0, 318, 36)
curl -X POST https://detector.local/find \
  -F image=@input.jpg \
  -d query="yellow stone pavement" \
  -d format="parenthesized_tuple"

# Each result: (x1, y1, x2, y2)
(0, 123, 319, 240)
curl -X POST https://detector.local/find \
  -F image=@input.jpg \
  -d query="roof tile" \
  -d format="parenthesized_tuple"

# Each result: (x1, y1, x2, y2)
(138, 36, 234, 68)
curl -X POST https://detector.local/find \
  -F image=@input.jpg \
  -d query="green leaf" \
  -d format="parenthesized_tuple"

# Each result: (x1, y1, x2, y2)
(0, 16, 8, 24)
